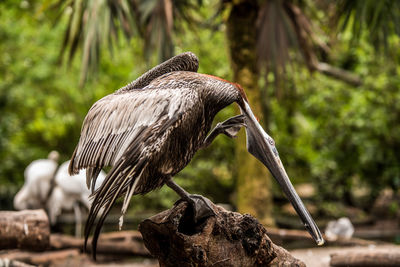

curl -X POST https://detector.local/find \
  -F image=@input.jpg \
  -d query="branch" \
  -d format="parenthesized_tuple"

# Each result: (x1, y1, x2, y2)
(316, 62, 362, 86)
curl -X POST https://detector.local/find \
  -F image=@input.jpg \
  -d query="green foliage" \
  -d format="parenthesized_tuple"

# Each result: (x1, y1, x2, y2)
(0, 0, 234, 212)
(48, 0, 203, 84)
(0, 2, 143, 206)
(337, 0, 400, 52)
(267, 33, 400, 206)
(2, 0, 400, 217)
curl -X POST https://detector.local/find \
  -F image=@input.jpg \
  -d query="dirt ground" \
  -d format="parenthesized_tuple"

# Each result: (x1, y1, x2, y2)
(3, 244, 399, 266)
(52, 244, 400, 267)
(290, 243, 400, 267)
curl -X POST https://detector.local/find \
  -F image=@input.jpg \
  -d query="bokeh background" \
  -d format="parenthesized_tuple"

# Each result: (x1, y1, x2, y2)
(1, 0, 400, 242)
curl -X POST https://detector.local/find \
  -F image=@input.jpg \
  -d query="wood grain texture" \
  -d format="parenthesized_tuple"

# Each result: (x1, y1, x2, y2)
(139, 201, 305, 267)
(0, 209, 50, 251)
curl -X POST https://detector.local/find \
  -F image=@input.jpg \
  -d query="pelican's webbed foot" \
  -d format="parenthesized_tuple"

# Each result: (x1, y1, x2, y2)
(184, 194, 216, 223)
(202, 114, 245, 148)
(165, 177, 216, 223)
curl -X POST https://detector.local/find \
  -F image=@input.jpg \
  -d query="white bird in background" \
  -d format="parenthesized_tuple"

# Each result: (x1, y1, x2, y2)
(14, 151, 59, 211)
(325, 217, 354, 241)
(14, 151, 106, 237)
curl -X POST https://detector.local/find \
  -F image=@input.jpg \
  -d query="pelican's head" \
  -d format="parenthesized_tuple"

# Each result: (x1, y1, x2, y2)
(236, 84, 324, 246)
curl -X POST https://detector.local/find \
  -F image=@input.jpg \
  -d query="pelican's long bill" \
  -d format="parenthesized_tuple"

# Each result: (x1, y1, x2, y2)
(240, 101, 324, 246)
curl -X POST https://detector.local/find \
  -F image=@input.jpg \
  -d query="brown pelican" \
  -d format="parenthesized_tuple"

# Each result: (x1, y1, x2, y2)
(69, 52, 324, 257)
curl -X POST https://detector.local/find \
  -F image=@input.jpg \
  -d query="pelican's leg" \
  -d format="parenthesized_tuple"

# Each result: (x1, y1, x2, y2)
(165, 177, 215, 223)
(73, 202, 82, 237)
(202, 115, 245, 148)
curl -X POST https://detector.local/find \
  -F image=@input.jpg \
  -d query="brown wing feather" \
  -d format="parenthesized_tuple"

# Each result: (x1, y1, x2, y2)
(69, 86, 197, 181)
(84, 112, 185, 254)
(69, 51, 199, 181)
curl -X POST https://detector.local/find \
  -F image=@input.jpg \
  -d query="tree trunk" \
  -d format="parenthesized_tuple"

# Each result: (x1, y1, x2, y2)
(226, 0, 274, 226)
(0, 209, 50, 251)
(139, 201, 305, 267)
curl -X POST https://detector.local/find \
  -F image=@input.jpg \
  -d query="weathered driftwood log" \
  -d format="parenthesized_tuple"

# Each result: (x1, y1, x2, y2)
(330, 251, 400, 267)
(139, 201, 305, 267)
(1, 249, 80, 266)
(0, 258, 35, 267)
(0, 209, 50, 251)
(50, 231, 150, 256)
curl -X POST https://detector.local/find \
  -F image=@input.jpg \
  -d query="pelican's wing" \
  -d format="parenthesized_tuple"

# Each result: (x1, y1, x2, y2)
(68, 87, 195, 188)
(72, 87, 200, 257)
(84, 108, 189, 257)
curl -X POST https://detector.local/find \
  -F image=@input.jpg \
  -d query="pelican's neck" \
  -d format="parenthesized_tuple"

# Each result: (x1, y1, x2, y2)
(201, 75, 241, 119)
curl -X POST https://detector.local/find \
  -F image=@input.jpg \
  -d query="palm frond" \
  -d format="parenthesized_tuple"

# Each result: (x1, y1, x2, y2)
(256, 0, 325, 92)
(256, 0, 362, 91)
(46, 0, 137, 85)
(47, 0, 202, 85)
(140, 0, 174, 62)
(336, 0, 400, 52)
(140, 0, 201, 62)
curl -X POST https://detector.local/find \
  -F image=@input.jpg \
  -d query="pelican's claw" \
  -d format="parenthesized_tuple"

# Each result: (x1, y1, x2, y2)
(184, 194, 216, 224)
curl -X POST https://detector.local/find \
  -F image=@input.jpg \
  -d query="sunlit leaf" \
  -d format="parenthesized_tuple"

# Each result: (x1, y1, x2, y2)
(336, 0, 400, 53)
